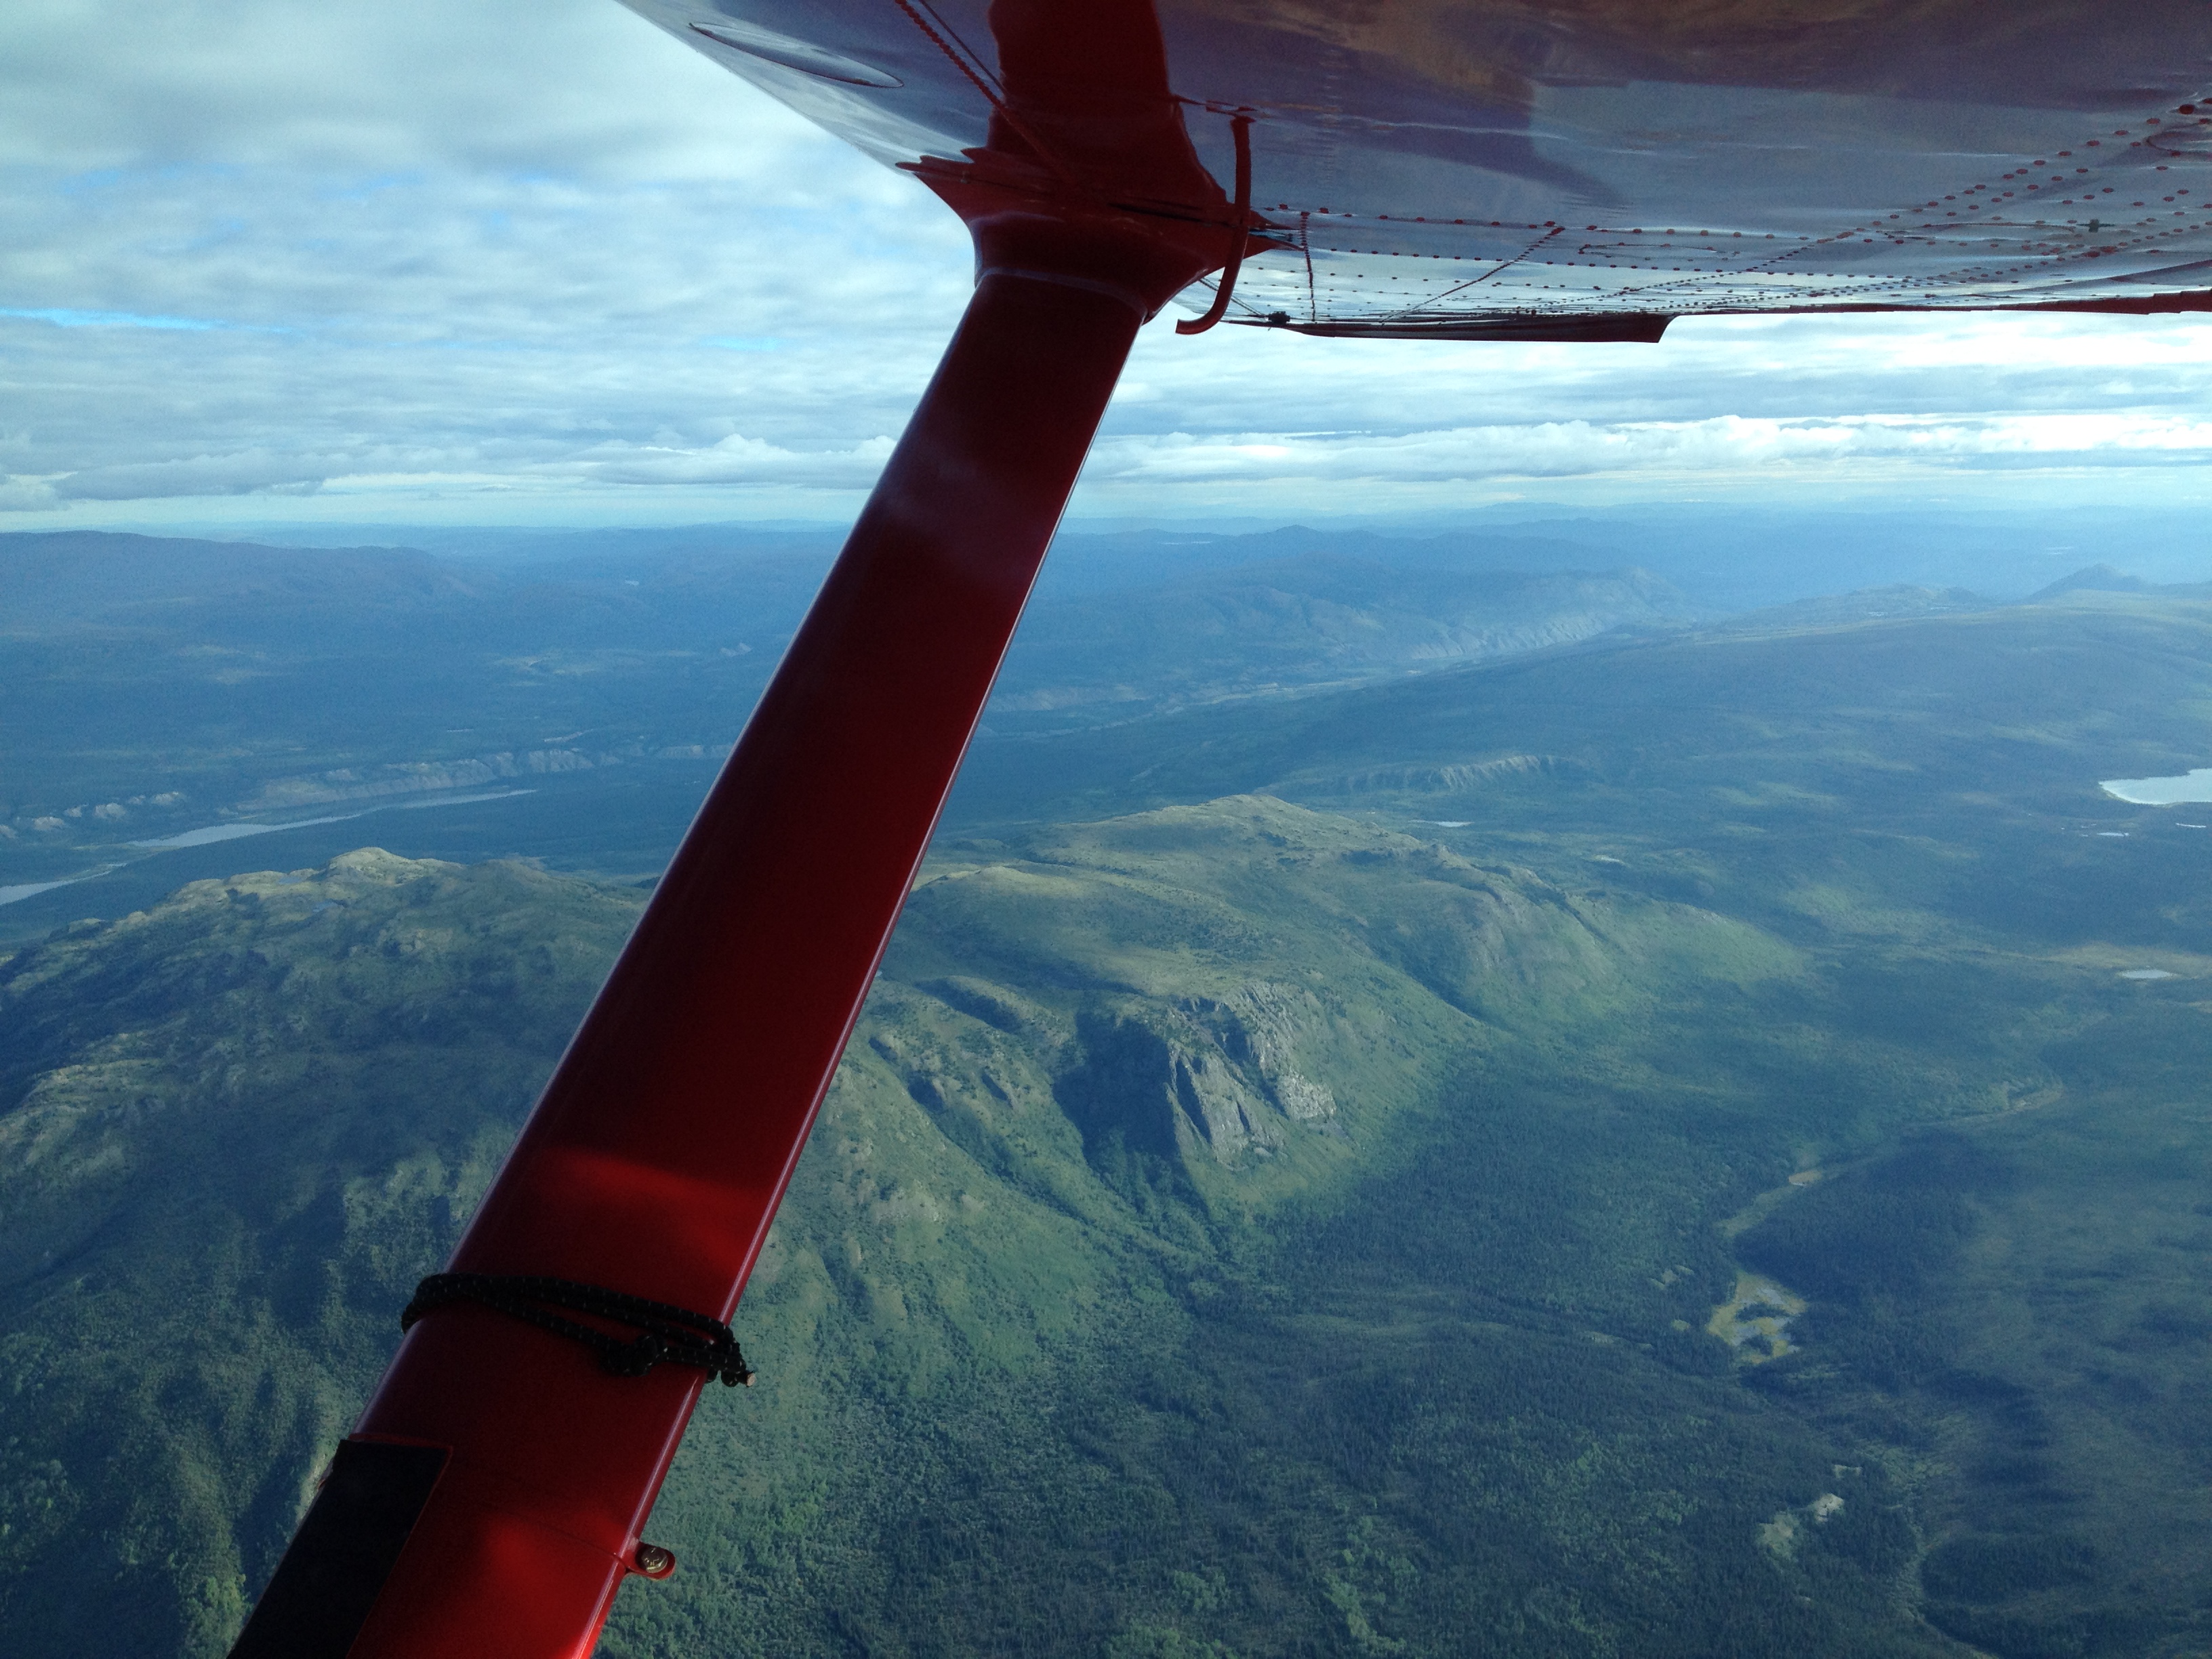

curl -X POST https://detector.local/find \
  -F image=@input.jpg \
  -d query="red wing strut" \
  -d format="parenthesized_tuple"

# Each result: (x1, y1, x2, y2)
(225, 7, 1229, 1658)
(228, 0, 2212, 1652)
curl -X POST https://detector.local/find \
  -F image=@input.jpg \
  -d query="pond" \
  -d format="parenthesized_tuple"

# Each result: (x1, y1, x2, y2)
(2101, 767, 2212, 805)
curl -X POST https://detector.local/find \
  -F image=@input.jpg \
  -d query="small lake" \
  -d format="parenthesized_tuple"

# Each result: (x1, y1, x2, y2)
(2102, 767, 2212, 805)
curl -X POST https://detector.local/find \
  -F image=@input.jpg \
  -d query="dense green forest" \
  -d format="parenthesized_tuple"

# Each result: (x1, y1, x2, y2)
(5, 577, 2212, 1656)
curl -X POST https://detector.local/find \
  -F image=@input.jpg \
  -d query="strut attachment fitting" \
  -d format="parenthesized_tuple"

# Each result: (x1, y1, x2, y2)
(1177, 115, 1255, 335)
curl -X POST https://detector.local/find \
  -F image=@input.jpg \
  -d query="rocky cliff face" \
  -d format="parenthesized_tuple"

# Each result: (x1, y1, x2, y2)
(1188, 981, 1340, 1121)
(1057, 985, 1340, 1169)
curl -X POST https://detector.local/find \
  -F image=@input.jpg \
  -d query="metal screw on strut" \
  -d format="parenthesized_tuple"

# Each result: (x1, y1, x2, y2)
(633, 1543, 678, 1579)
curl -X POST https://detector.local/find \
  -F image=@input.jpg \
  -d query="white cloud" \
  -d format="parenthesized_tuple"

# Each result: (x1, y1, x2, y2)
(542, 432, 899, 487)
(0, 0, 851, 184)
(3, 0, 2211, 527)
(0, 477, 61, 513)
(55, 449, 332, 501)
(1092, 411, 2212, 488)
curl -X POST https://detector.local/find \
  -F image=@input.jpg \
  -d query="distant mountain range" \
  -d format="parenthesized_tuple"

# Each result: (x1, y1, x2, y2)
(9, 520, 2209, 939)
(0, 529, 1686, 881)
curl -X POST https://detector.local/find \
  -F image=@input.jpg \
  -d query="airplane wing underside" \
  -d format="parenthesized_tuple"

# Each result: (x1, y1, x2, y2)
(622, 0, 2212, 330)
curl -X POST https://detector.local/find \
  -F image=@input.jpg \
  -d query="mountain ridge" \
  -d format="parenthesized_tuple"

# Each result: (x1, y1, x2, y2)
(0, 802, 1946, 1659)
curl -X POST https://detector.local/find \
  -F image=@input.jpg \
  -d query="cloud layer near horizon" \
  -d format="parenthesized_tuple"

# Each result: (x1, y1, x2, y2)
(5, 0, 2212, 528)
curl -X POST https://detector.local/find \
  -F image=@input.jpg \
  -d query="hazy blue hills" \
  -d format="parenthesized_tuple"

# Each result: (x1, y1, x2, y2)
(227, 501, 2212, 607)
(0, 529, 1685, 902)
(949, 588, 2212, 909)
(981, 556, 1689, 734)
(5, 575, 2212, 1656)
(12, 514, 2203, 902)
(0, 528, 823, 823)
(3, 531, 480, 632)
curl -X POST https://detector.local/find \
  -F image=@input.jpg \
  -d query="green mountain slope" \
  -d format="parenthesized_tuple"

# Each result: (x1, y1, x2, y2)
(5, 802, 1966, 1659)
(933, 592, 2212, 1659)
(0, 851, 640, 1654)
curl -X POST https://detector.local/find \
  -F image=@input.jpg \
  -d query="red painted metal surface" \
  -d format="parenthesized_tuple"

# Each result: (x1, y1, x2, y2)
(234, 8, 1237, 1654)
(1175, 114, 1255, 336)
(333, 266, 1155, 1659)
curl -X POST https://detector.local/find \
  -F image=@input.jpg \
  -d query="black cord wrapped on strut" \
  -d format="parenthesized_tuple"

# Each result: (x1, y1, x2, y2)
(401, 1273, 756, 1387)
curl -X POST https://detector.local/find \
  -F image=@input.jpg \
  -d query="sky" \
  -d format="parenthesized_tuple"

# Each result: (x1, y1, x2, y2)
(7, 0, 2212, 532)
